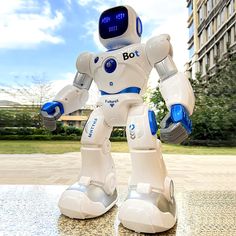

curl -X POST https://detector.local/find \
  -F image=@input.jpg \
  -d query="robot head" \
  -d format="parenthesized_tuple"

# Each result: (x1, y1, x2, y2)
(99, 5, 142, 50)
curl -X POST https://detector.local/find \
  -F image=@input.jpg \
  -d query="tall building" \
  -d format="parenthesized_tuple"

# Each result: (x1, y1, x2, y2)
(185, 0, 236, 79)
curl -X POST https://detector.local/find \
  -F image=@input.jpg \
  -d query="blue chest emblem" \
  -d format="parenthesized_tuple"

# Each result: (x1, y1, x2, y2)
(104, 58, 117, 73)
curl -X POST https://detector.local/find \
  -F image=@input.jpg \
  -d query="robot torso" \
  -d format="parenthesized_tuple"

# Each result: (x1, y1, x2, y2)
(89, 43, 152, 95)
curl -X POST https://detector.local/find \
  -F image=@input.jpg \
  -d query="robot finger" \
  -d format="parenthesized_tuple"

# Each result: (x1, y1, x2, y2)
(160, 112, 172, 129)
(40, 107, 61, 131)
(160, 122, 189, 144)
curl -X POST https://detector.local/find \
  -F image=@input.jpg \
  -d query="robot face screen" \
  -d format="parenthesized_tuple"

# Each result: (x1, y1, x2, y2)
(99, 6, 128, 39)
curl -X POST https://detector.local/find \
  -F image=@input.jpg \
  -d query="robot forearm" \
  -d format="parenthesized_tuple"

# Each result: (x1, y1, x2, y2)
(53, 72, 92, 115)
(153, 51, 195, 115)
(158, 70, 195, 115)
(155, 54, 195, 144)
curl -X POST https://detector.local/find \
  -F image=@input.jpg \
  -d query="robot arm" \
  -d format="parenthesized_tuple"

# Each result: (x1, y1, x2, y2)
(146, 34, 195, 143)
(41, 52, 93, 131)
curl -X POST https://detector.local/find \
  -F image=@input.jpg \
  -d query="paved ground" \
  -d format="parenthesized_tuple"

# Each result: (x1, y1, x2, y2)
(0, 153, 236, 191)
(1, 153, 236, 235)
(1, 185, 236, 236)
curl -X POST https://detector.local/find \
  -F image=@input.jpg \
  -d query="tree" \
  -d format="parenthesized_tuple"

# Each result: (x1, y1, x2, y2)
(149, 52, 236, 145)
(190, 52, 236, 143)
(0, 74, 55, 128)
(0, 74, 54, 108)
(149, 86, 167, 125)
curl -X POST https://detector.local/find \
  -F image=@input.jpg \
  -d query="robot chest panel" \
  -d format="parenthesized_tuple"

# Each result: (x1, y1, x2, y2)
(91, 44, 151, 92)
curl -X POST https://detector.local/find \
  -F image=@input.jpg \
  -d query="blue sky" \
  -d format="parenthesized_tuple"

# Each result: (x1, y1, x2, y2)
(0, 0, 188, 103)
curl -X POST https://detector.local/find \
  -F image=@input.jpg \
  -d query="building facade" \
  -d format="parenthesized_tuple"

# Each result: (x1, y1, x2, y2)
(59, 106, 93, 128)
(186, 0, 236, 79)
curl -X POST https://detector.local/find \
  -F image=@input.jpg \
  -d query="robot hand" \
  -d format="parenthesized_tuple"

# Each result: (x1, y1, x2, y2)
(40, 101, 64, 131)
(160, 104, 192, 144)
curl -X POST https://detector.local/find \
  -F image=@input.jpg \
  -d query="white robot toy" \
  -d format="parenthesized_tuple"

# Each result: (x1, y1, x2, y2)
(41, 5, 195, 234)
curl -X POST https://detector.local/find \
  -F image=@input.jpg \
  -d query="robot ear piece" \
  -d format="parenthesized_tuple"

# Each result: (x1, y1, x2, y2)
(136, 17, 142, 37)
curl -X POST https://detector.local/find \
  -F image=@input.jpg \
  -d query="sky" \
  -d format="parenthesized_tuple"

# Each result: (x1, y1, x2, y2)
(0, 0, 189, 104)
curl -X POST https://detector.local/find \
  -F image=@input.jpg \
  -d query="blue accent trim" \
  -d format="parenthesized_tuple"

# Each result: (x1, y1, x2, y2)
(171, 104, 192, 134)
(136, 17, 142, 37)
(41, 101, 64, 115)
(104, 58, 117, 73)
(100, 87, 141, 95)
(148, 110, 158, 135)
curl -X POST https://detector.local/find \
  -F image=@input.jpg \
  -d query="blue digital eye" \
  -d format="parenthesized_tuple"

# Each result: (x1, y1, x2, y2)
(109, 26, 118, 32)
(102, 17, 110, 24)
(116, 13, 125, 20)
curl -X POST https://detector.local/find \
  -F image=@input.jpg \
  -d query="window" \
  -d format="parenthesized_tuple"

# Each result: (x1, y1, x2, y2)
(68, 121, 75, 126)
(207, 0, 213, 15)
(210, 50, 214, 67)
(207, 23, 212, 39)
(216, 42, 220, 57)
(220, 8, 225, 24)
(230, 26, 236, 44)
(206, 52, 210, 67)
(189, 44, 194, 59)
(220, 39, 224, 56)
(199, 59, 203, 73)
(198, 6, 204, 24)
(234, 26, 236, 42)
(188, 1, 193, 16)
(189, 22, 194, 38)
(217, 14, 221, 29)
(212, 19, 215, 35)
(199, 32, 204, 47)
(228, 0, 235, 16)
(227, 31, 231, 46)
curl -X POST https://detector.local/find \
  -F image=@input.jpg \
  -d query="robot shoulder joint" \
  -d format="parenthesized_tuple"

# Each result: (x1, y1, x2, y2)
(76, 52, 93, 76)
(146, 34, 172, 66)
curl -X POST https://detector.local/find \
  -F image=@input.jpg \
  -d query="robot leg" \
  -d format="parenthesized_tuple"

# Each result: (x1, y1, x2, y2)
(58, 107, 117, 219)
(118, 104, 176, 233)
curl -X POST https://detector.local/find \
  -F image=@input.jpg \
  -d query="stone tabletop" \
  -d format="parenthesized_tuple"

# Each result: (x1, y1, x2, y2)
(0, 185, 236, 236)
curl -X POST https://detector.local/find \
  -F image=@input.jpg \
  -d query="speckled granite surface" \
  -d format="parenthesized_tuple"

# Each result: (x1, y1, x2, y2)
(0, 185, 236, 236)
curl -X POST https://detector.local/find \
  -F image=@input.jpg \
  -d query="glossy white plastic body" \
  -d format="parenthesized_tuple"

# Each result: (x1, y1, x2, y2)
(56, 31, 194, 233)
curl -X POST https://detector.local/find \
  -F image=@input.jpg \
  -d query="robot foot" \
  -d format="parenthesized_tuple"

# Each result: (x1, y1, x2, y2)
(58, 182, 118, 219)
(118, 186, 177, 233)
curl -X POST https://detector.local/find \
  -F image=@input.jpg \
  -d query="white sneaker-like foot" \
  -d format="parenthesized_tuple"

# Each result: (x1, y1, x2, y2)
(58, 183, 118, 219)
(118, 186, 176, 233)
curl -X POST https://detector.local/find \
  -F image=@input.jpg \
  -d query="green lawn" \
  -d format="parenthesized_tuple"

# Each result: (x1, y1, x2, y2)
(0, 140, 235, 155)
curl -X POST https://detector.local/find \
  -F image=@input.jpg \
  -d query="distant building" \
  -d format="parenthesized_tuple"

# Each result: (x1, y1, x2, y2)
(0, 100, 93, 128)
(185, 0, 236, 79)
(59, 108, 93, 128)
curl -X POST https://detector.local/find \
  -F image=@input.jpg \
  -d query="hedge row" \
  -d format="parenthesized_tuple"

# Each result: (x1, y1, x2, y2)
(0, 126, 83, 136)
(0, 135, 127, 142)
(183, 139, 236, 147)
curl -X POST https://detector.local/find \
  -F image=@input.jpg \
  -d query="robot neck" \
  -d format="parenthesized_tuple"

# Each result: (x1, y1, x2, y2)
(106, 40, 132, 51)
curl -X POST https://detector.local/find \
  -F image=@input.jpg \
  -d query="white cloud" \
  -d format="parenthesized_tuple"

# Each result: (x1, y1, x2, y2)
(83, 20, 106, 51)
(0, 0, 64, 49)
(77, 0, 118, 12)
